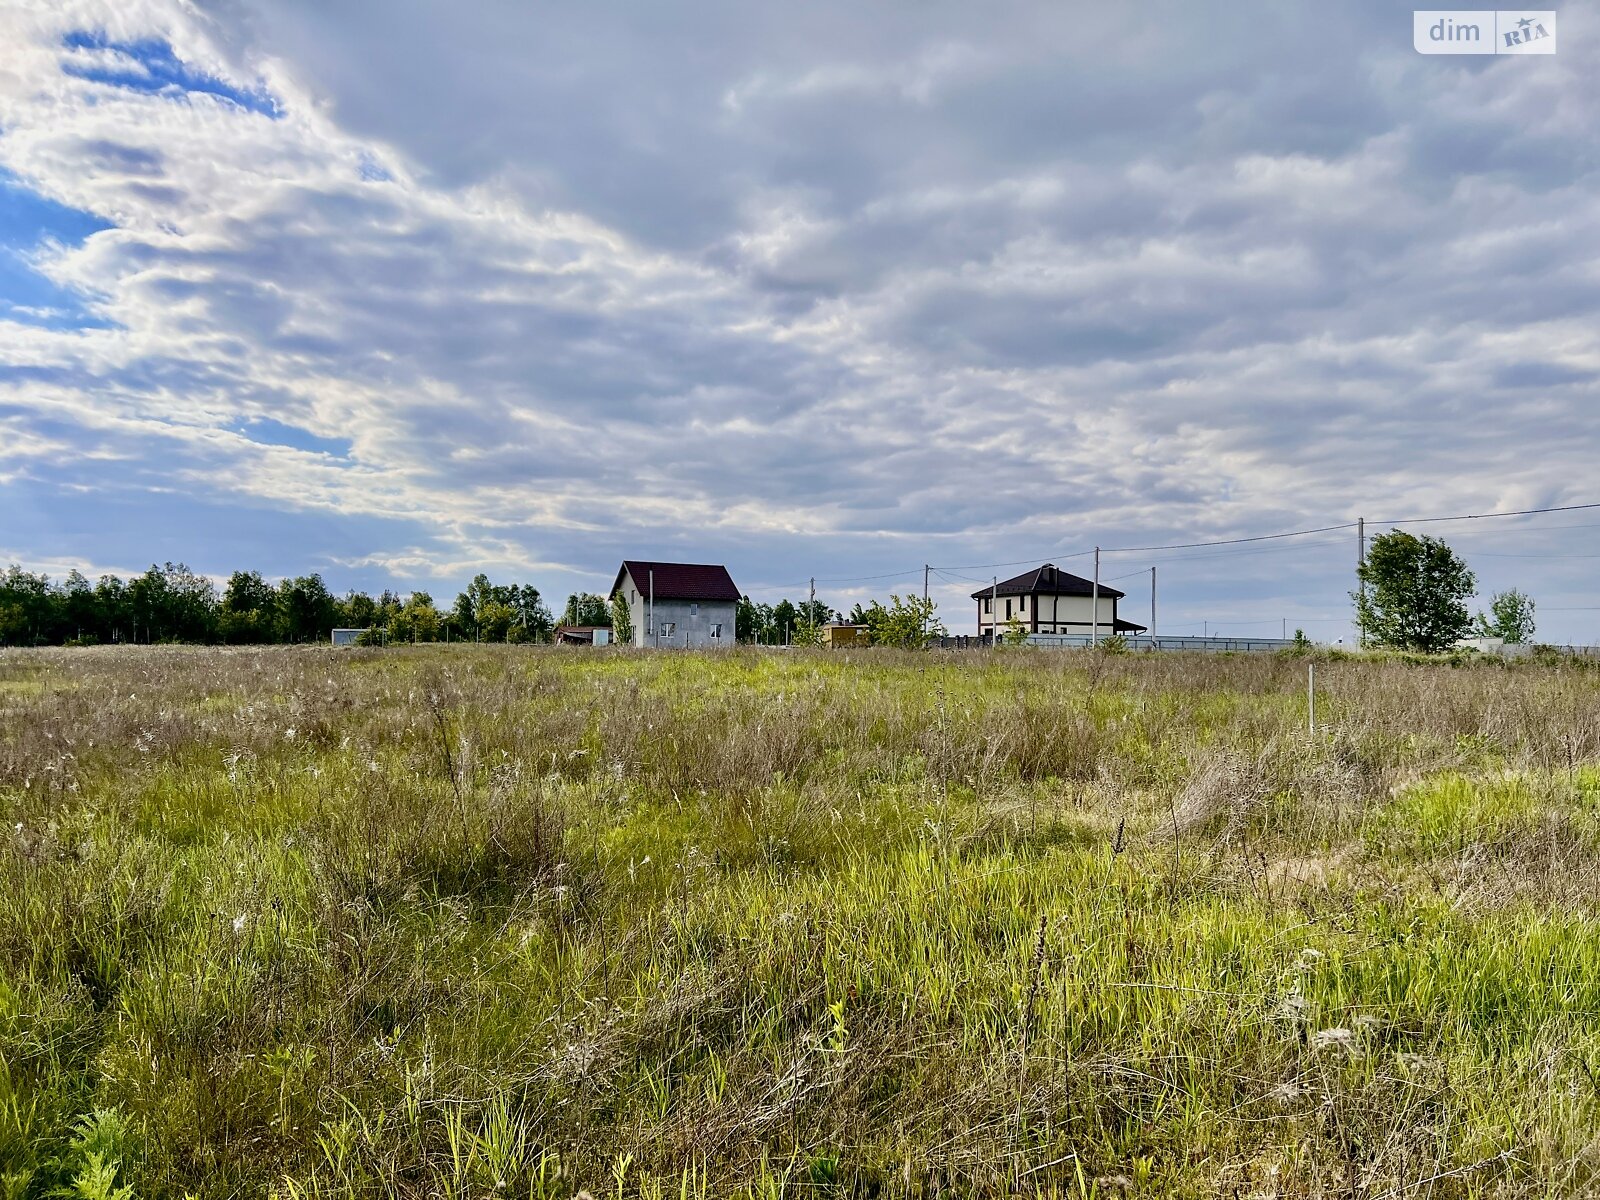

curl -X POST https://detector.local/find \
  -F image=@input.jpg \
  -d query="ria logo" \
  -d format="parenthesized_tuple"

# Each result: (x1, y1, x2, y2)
(1413, 10, 1557, 53)
(1501, 12, 1553, 46)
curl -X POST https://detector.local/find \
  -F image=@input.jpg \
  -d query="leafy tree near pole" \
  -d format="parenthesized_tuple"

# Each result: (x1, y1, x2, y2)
(735, 596, 759, 643)
(771, 599, 798, 644)
(1475, 589, 1536, 644)
(610, 591, 634, 645)
(861, 594, 945, 649)
(1353, 530, 1476, 653)
(560, 593, 611, 627)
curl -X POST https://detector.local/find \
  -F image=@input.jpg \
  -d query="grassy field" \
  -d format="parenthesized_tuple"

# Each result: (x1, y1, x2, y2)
(4, 645, 1600, 1198)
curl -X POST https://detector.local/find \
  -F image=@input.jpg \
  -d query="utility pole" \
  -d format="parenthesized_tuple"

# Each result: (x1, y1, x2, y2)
(1150, 566, 1156, 648)
(922, 564, 929, 641)
(649, 569, 655, 649)
(991, 576, 998, 646)
(1356, 516, 1366, 647)
(1091, 547, 1100, 646)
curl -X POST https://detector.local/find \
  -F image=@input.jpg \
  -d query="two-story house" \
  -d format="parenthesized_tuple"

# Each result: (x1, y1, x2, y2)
(972, 563, 1146, 640)
(610, 560, 739, 648)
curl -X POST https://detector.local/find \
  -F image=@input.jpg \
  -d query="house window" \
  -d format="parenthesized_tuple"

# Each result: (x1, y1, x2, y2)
(710, 623, 723, 639)
(983, 597, 991, 614)
(1005, 598, 1013, 620)
(660, 622, 676, 639)
(690, 603, 699, 616)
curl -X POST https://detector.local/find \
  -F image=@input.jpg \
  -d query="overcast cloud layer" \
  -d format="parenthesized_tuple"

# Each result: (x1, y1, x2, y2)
(1, 0, 1597, 638)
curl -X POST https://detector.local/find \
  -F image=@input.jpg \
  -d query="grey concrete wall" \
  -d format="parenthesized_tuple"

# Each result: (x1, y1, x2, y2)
(615, 568, 736, 647)
(638, 597, 735, 648)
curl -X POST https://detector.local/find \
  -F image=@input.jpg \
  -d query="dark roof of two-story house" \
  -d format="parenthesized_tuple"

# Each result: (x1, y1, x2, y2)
(611, 561, 740, 602)
(969, 563, 1125, 601)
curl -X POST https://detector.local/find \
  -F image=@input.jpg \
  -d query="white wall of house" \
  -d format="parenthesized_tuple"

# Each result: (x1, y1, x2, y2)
(618, 569, 735, 647)
(977, 592, 1119, 633)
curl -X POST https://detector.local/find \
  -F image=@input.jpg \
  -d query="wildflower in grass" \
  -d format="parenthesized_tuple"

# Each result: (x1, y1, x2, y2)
(1294, 948, 1325, 969)
(1273, 988, 1308, 1025)
(1310, 1027, 1358, 1054)
(1268, 1081, 1309, 1107)
(231, 913, 248, 936)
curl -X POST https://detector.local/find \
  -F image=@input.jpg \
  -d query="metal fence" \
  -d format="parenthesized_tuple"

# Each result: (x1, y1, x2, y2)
(931, 633, 1302, 653)
(1023, 633, 1301, 653)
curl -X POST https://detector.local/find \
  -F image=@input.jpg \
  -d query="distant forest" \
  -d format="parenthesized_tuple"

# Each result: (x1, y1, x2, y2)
(0, 563, 837, 647)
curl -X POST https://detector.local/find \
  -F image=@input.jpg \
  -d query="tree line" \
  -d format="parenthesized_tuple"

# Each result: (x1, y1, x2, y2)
(0, 564, 605, 647)
(0, 565, 950, 649)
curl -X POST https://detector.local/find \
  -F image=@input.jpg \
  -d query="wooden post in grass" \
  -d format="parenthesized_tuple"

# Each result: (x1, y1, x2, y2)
(1308, 661, 1316, 736)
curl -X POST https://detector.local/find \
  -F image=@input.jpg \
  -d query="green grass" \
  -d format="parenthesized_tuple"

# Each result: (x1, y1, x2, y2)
(4, 645, 1600, 1197)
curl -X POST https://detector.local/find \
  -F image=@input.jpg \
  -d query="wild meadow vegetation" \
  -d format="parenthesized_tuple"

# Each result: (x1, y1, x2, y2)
(4, 645, 1600, 1198)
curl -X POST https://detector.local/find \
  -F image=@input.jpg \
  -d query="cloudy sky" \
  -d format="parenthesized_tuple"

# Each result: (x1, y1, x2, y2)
(1, 1, 1597, 639)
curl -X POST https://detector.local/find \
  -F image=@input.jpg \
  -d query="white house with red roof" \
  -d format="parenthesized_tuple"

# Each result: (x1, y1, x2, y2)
(610, 560, 739, 648)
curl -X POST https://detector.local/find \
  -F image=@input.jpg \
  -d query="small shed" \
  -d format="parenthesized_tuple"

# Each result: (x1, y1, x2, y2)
(331, 628, 367, 647)
(821, 623, 870, 648)
(555, 625, 612, 646)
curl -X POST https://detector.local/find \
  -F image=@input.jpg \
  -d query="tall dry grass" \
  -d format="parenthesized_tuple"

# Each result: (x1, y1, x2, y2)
(3, 644, 1600, 1198)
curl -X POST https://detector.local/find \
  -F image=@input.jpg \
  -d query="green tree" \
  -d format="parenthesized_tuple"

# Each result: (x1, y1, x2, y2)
(735, 595, 759, 643)
(392, 591, 442, 642)
(338, 589, 379, 630)
(506, 584, 553, 641)
(278, 574, 338, 643)
(1353, 531, 1476, 653)
(796, 599, 832, 627)
(1474, 589, 1535, 644)
(0, 566, 53, 645)
(453, 575, 551, 642)
(477, 599, 518, 641)
(129, 563, 216, 643)
(610, 591, 634, 645)
(59, 570, 100, 643)
(94, 575, 131, 643)
(863, 594, 945, 649)
(220, 570, 280, 643)
(560, 592, 611, 627)
(771, 599, 798, 645)
(1001, 616, 1029, 646)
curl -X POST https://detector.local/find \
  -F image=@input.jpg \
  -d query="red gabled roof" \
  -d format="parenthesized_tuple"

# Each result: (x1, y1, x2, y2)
(611, 561, 740, 602)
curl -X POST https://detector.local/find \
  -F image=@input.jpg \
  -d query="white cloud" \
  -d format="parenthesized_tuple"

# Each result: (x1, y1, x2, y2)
(0, 0, 1597, 635)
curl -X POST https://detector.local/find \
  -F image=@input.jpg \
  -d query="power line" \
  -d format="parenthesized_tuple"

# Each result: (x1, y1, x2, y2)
(932, 549, 1095, 573)
(1374, 501, 1600, 526)
(757, 498, 1600, 605)
(933, 499, 1600, 574)
(1468, 551, 1600, 560)
(1096, 521, 1359, 555)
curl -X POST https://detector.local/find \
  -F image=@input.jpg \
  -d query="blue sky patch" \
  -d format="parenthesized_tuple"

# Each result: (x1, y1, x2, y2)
(0, 173, 114, 329)
(243, 418, 355, 459)
(61, 31, 281, 118)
